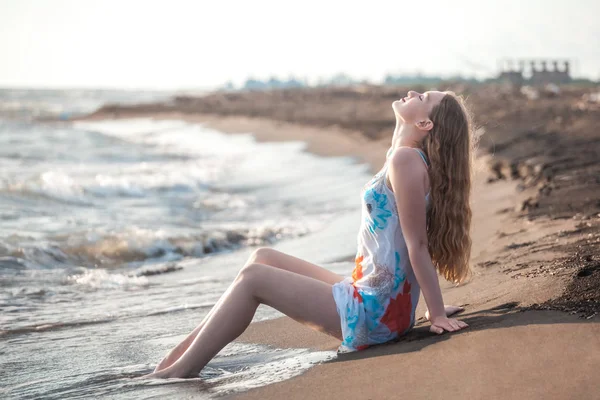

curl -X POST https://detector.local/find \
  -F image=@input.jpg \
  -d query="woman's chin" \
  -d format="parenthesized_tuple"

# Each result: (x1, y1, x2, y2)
(392, 104, 404, 118)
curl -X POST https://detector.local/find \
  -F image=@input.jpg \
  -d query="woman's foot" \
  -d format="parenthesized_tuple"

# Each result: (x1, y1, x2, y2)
(153, 353, 179, 373)
(141, 370, 170, 379)
(153, 357, 171, 373)
(153, 340, 194, 372)
(142, 364, 190, 380)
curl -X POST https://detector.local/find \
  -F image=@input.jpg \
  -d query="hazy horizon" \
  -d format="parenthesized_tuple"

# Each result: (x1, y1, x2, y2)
(1, 0, 599, 90)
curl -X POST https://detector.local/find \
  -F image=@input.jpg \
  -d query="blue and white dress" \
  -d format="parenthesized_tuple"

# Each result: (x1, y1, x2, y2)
(332, 147, 431, 352)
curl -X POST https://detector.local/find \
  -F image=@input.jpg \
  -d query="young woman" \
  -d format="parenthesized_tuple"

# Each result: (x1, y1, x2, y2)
(144, 90, 473, 378)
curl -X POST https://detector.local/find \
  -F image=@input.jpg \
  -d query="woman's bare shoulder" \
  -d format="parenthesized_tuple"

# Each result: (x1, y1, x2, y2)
(388, 147, 429, 193)
(388, 147, 425, 170)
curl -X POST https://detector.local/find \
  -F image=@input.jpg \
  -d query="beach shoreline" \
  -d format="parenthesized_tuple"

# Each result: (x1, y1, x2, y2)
(76, 86, 600, 398)
(187, 112, 600, 400)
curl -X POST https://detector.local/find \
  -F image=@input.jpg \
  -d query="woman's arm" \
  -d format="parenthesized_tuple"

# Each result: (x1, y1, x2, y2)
(389, 148, 445, 319)
(388, 148, 468, 334)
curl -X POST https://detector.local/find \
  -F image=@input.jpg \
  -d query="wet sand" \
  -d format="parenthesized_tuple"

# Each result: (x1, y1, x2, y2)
(81, 84, 600, 398)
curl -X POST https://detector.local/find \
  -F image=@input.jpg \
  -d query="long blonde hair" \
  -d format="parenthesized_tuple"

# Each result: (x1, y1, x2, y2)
(421, 92, 478, 284)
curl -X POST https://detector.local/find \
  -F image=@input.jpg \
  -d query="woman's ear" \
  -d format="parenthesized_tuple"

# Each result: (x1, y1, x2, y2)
(416, 119, 434, 131)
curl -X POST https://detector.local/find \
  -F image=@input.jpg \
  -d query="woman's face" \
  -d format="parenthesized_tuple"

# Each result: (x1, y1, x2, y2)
(392, 90, 446, 125)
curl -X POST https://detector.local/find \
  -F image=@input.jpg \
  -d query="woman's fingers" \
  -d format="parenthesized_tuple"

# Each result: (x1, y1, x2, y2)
(451, 319, 462, 330)
(448, 317, 468, 330)
(430, 317, 469, 334)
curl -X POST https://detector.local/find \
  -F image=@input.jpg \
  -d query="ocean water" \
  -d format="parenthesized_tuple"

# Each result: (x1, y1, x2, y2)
(0, 89, 372, 399)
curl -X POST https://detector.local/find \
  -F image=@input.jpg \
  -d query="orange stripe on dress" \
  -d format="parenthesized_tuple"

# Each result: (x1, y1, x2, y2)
(352, 255, 364, 282)
(351, 255, 364, 303)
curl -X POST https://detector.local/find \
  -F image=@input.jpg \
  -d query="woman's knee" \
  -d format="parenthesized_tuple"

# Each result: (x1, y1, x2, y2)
(235, 262, 267, 290)
(247, 247, 275, 266)
(237, 250, 270, 281)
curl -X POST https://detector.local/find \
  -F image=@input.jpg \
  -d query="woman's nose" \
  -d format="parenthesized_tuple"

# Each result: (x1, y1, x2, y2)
(408, 90, 419, 98)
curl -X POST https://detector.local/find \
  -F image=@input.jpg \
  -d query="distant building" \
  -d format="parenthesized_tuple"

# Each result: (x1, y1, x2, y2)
(497, 59, 571, 86)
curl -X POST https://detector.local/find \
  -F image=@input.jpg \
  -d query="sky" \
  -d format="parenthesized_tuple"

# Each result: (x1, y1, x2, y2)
(1, 0, 599, 90)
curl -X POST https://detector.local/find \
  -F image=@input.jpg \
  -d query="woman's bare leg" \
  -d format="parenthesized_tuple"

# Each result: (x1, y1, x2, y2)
(153, 284, 234, 372)
(144, 262, 342, 379)
(246, 247, 345, 285)
(153, 248, 344, 372)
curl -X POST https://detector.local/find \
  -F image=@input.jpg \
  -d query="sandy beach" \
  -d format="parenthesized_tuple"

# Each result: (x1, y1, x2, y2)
(199, 114, 600, 400)
(82, 85, 600, 399)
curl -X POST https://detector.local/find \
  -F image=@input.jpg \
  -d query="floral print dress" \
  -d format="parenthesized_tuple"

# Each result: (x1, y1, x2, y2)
(332, 147, 431, 353)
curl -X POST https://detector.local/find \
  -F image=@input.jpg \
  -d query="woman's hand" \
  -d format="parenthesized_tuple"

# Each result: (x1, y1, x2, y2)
(425, 305, 468, 334)
(429, 315, 469, 334)
(425, 304, 464, 321)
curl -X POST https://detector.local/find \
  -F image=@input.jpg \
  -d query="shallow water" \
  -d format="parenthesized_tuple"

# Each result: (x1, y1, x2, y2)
(0, 90, 372, 398)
